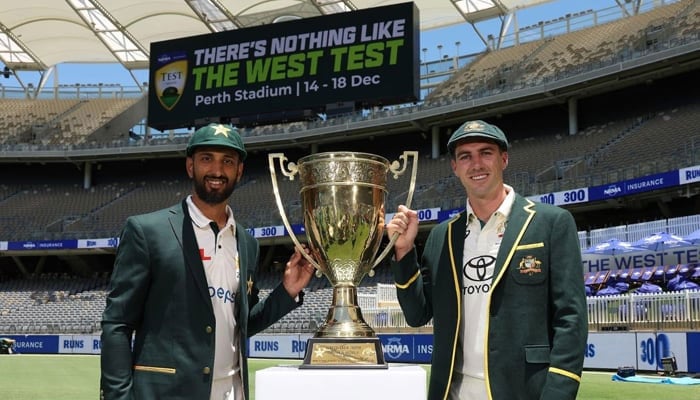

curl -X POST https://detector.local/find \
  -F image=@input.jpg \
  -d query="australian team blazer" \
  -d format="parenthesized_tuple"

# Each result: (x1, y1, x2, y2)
(391, 194, 588, 400)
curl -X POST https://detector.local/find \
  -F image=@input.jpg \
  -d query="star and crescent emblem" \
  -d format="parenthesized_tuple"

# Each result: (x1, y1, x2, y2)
(212, 124, 231, 137)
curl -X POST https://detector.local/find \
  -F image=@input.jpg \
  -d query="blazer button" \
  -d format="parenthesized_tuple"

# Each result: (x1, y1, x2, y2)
(206, 326, 213, 334)
(203, 367, 211, 375)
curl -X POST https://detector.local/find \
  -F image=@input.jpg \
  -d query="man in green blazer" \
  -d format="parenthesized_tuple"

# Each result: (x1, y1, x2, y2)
(100, 123, 314, 400)
(387, 120, 587, 400)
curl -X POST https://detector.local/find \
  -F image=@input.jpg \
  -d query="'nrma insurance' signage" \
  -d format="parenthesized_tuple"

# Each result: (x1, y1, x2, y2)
(148, 2, 419, 130)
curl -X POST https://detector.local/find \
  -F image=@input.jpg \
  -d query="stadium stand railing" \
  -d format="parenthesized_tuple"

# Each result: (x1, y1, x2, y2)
(2, 260, 700, 335)
(587, 289, 700, 331)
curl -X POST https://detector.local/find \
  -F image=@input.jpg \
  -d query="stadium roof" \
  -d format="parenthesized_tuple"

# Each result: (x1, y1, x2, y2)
(0, 0, 554, 74)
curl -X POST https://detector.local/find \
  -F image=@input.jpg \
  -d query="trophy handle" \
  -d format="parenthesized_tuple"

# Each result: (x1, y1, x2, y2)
(372, 150, 419, 269)
(268, 153, 321, 270)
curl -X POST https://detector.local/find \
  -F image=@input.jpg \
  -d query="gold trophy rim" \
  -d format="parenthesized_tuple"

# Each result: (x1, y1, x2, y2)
(297, 151, 390, 164)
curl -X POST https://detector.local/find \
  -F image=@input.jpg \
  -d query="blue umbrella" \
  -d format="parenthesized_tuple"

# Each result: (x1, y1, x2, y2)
(613, 281, 630, 293)
(632, 231, 693, 252)
(636, 281, 663, 294)
(583, 238, 648, 256)
(596, 285, 622, 296)
(668, 276, 699, 291)
(684, 229, 700, 245)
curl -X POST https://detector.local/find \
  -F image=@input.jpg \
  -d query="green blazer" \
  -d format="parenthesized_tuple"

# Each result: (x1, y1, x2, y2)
(392, 195, 587, 400)
(100, 200, 301, 400)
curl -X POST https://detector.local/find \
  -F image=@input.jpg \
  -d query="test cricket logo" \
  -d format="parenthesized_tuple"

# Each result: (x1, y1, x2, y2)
(155, 51, 188, 111)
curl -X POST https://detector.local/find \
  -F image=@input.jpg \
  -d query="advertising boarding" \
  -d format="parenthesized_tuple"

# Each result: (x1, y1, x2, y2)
(148, 3, 419, 130)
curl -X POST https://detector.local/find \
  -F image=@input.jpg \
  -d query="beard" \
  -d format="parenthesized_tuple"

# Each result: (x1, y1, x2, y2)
(193, 174, 236, 205)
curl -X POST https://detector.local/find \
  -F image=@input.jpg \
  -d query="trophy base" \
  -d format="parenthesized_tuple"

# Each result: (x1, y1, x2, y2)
(300, 337, 388, 369)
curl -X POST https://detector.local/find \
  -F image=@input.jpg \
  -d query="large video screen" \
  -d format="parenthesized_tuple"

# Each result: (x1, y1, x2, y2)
(148, 2, 419, 130)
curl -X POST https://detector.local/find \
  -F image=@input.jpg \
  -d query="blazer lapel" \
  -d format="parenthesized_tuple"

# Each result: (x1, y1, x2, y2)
(235, 223, 249, 319)
(177, 199, 215, 311)
(492, 195, 536, 287)
(448, 212, 468, 280)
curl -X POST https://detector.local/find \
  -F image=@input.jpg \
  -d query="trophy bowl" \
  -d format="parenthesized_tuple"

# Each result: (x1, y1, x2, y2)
(269, 151, 417, 368)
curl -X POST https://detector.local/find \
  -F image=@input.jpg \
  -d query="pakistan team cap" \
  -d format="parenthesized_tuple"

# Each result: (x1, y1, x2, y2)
(447, 120, 509, 153)
(186, 123, 247, 160)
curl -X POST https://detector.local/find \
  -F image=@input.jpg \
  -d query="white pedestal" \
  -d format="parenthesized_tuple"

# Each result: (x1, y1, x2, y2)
(255, 364, 427, 400)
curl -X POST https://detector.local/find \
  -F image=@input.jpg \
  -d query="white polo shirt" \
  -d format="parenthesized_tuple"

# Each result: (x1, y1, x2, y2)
(450, 185, 515, 400)
(186, 196, 241, 400)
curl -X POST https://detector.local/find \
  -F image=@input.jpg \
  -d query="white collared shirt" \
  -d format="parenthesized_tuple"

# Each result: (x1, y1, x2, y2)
(186, 196, 241, 399)
(450, 185, 515, 400)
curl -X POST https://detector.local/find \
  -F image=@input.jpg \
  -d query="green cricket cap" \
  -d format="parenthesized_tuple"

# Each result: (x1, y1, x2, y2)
(186, 123, 247, 160)
(447, 120, 509, 153)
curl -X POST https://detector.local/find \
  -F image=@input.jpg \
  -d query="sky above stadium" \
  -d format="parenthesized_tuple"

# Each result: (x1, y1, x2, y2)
(1, 0, 622, 88)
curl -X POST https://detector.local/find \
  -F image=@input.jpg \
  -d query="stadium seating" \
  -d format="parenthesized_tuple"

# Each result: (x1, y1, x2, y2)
(426, 0, 693, 103)
(0, 273, 108, 334)
(2, 259, 699, 335)
(0, 97, 140, 146)
(589, 103, 700, 177)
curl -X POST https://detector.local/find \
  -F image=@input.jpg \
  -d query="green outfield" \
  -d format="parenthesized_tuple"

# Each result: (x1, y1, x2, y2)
(1, 355, 698, 400)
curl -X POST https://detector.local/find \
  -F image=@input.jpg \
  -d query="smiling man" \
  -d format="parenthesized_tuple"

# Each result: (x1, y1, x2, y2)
(100, 123, 314, 400)
(386, 120, 588, 400)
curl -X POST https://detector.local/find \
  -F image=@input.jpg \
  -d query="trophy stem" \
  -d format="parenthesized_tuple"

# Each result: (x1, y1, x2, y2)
(301, 282, 386, 368)
(316, 284, 375, 338)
